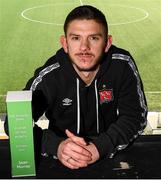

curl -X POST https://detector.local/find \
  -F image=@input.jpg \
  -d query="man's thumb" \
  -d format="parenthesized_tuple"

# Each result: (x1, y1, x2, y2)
(65, 129, 87, 146)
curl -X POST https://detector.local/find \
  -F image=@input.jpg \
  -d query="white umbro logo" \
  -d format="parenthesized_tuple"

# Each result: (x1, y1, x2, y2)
(62, 98, 72, 106)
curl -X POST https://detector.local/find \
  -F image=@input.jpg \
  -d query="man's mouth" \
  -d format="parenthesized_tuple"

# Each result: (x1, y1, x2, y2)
(76, 53, 94, 59)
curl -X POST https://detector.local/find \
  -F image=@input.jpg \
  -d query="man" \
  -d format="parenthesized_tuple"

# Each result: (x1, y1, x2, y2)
(5, 5, 147, 169)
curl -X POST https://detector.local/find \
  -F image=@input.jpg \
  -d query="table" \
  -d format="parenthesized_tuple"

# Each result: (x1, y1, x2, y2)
(0, 135, 161, 178)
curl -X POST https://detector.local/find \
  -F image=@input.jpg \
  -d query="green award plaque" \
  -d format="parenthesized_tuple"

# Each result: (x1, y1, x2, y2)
(6, 91, 36, 177)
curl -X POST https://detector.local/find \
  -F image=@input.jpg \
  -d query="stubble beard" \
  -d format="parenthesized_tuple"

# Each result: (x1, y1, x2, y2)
(69, 53, 104, 72)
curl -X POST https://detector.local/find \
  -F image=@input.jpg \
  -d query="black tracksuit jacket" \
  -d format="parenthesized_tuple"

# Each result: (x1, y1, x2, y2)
(24, 45, 147, 159)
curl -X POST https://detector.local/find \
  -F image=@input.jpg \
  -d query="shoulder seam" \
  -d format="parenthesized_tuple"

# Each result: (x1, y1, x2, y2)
(112, 53, 130, 62)
(30, 62, 60, 91)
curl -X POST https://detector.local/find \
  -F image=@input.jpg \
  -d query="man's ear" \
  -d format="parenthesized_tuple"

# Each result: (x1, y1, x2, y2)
(104, 35, 112, 53)
(60, 35, 68, 53)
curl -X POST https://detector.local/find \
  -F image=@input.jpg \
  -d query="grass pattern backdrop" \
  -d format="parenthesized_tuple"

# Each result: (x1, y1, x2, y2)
(0, 0, 161, 112)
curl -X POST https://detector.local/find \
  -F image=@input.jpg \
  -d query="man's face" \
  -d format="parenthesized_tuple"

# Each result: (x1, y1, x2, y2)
(61, 19, 109, 72)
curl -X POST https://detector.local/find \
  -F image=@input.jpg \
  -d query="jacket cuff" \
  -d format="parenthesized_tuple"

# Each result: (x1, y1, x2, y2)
(42, 129, 66, 156)
(92, 133, 114, 158)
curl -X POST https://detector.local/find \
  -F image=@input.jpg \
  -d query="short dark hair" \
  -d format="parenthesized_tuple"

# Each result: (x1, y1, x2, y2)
(64, 5, 108, 36)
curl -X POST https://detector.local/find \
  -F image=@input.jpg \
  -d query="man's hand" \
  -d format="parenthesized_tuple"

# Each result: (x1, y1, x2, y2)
(57, 129, 100, 169)
(66, 130, 100, 164)
(57, 130, 92, 169)
(84, 142, 100, 164)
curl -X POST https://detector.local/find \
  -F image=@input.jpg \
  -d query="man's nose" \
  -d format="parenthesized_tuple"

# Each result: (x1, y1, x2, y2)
(80, 39, 90, 51)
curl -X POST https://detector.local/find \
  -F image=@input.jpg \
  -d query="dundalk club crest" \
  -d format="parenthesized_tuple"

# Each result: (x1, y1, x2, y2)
(99, 89, 114, 104)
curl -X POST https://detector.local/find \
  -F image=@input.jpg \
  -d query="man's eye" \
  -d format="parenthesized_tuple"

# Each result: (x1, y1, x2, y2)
(90, 36, 99, 41)
(71, 36, 80, 40)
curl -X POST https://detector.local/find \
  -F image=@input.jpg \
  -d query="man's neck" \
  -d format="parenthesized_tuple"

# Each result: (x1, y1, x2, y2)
(73, 66, 100, 86)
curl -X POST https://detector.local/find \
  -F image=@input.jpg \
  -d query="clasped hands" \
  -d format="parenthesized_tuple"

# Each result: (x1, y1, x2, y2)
(57, 129, 100, 169)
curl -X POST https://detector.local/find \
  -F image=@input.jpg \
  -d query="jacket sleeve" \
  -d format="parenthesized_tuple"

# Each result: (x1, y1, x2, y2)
(92, 56, 148, 159)
(24, 63, 66, 157)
